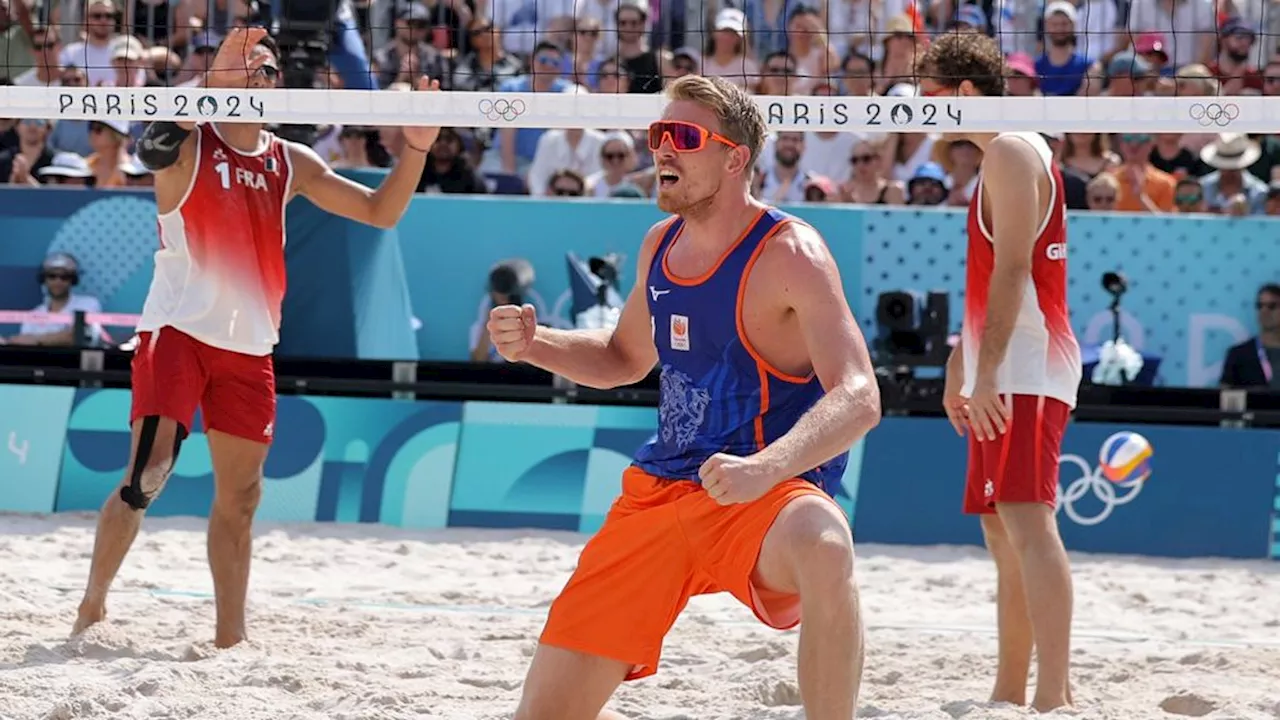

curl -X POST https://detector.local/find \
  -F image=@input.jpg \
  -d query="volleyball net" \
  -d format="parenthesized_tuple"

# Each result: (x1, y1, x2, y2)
(0, 0, 1277, 134)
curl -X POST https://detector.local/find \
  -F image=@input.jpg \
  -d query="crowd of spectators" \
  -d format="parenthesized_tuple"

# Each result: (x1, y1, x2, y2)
(3, 0, 1280, 215)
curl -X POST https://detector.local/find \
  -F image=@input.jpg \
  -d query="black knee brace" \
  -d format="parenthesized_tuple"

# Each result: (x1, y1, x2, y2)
(119, 416, 187, 511)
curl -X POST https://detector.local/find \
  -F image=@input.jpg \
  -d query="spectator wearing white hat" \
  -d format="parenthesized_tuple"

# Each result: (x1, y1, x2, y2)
(35, 152, 95, 187)
(1199, 134, 1269, 216)
(1034, 0, 1093, 96)
(119, 155, 153, 187)
(700, 8, 758, 89)
(586, 131, 637, 197)
(109, 34, 148, 87)
(85, 119, 131, 189)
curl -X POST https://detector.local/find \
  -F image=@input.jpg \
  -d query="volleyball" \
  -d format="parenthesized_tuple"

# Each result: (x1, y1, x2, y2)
(1098, 431, 1153, 486)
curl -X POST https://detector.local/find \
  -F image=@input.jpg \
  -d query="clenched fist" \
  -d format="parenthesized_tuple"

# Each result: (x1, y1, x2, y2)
(487, 304, 538, 362)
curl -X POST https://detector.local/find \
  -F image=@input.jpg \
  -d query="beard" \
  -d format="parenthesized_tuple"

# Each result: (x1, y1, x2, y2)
(657, 178, 719, 217)
(1048, 34, 1075, 48)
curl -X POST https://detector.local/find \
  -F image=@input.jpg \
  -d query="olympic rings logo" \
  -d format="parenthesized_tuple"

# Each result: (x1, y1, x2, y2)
(1055, 454, 1146, 526)
(1188, 102, 1240, 128)
(478, 98, 528, 122)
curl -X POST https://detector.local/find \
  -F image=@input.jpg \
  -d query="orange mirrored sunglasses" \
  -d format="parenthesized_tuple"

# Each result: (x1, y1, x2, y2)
(647, 120, 738, 152)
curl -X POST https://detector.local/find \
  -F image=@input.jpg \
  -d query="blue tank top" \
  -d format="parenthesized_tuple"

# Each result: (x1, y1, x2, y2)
(630, 207, 848, 496)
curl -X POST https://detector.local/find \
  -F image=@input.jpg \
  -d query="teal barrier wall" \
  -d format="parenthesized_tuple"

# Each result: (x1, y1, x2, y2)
(0, 185, 1272, 386)
(3, 385, 1276, 559)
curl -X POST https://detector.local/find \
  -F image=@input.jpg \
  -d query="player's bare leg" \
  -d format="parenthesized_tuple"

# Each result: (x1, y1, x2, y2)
(513, 644, 630, 720)
(980, 514, 1034, 705)
(206, 430, 267, 648)
(996, 502, 1074, 712)
(73, 416, 183, 635)
(754, 495, 864, 719)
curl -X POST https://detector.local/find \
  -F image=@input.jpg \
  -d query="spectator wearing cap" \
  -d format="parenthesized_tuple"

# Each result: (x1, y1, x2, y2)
(418, 127, 488, 195)
(2, 252, 104, 347)
(1133, 32, 1172, 76)
(906, 162, 949, 206)
(785, 6, 838, 95)
(110, 35, 148, 88)
(527, 125, 604, 196)
(1111, 132, 1175, 212)
(701, 8, 758, 89)
(174, 30, 218, 87)
(375, 3, 444, 89)
(874, 14, 923, 94)
(0, 118, 55, 186)
(665, 46, 700, 81)
(120, 155, 153, 187)
(36, 151, 94, 186)
(613, 0, 662, 93)
(1102, 52, 1155, 96)
(86, 119, 131, 189)
(489, 41, 583, 178)
(1209, 16, 1263, 94)
(1005, 52, 1039, 96)
(58, 0, 125, 87)
(586, 131, 638, 197)
(1125, 0, 1217, 68)
(12, 25, 62, 87)
(803, 174, 837, 203)
(1034, 1, 1093, 96)
(1198, 133, 1269, 215)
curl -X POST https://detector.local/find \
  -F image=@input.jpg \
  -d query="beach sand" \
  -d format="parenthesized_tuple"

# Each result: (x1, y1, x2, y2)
(1, 513, 1277, 720)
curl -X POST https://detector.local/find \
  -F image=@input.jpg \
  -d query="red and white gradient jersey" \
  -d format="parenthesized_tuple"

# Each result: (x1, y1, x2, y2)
(961, 132, 1082, 409)
(138, 123, 293, 357)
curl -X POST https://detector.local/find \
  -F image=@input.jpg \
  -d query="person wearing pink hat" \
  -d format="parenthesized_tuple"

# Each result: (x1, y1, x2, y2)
(1004, 52, 1039, 95)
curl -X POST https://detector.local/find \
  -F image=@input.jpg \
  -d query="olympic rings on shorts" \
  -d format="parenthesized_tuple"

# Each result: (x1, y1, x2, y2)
(478, 98, 528, 122)
(1188, 102, 1240, 128)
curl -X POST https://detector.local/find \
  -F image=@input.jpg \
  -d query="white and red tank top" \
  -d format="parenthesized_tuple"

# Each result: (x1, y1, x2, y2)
(961, 132, 1082, 409)
(137, 123, 293, 357)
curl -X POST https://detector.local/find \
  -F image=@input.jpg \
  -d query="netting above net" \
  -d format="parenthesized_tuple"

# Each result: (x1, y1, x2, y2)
(1, 0, 1278, 134)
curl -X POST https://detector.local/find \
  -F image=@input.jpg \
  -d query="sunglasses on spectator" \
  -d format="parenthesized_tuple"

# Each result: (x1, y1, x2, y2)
(1089, 193, 1116, 204)
(553, 186, 582, 196)
(850, 154, 876, 165)
(765, 63, 792, 75)
(1258, 301, 1279, 310)
(648, 121, 737, 152)
(534, 53, 561, 67)
(603, 151, 627, 161)
(1175, 193, 1201, 204)
(43, 272, 74, 282)
(33, 41, 58, 50)
(1121, 133, 1152, 144)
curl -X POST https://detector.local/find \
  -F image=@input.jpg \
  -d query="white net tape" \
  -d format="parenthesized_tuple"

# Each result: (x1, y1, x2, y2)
(1, 86, 1274, 132)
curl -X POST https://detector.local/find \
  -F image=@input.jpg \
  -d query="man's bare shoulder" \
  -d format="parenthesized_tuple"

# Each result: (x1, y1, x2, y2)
(757, 221, 839, 287)
(985, 134, 1049, 177)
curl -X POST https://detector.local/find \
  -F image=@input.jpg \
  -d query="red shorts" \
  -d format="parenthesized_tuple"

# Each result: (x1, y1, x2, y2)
(963, 394, 1070, 514)
(540, 467, 839, 681)
(130, 326, 276, 444)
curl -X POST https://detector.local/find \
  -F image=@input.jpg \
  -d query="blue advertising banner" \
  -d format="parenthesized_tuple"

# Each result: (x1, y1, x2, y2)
(1, 186, 1270, 386)
(1, 382, 1275, 559)
(56, 388, 461, 528)
(853, 417, 1280, 559)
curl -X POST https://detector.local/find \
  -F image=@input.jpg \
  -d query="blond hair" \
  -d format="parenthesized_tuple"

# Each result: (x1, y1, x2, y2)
(665, 74, 766, 168)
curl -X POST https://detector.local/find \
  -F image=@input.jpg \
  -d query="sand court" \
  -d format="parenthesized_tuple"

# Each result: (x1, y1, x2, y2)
(1, 513, 1278, 720)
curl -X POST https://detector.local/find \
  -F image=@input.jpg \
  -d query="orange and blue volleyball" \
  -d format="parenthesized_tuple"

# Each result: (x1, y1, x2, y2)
(1098, 431, 1153, 485)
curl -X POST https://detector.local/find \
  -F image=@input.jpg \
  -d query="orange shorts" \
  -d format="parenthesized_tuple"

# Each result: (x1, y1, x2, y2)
(540, 466, 838, 680)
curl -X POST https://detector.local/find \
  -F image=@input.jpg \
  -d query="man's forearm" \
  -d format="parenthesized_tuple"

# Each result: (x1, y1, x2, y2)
(751, 375, 880, 483)
(368, 146, 427, 227)
(975, 262, 1030, 379)
(522, 326, 645, 389)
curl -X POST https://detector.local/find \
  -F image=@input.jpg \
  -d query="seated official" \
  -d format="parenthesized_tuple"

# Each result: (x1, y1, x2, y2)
(2, 252, 105, 347)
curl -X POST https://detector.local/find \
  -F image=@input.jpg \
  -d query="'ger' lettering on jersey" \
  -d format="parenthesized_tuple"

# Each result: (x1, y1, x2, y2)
(961, 132, 1082, 408)
(137, 123, 292, 357)
(631, 207, 848, 496)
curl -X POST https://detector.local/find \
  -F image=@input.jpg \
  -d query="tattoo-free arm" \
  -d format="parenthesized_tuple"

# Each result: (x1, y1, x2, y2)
(750, 225, 881, 481)
(288, 141, 427, 229)
(974, 136, 1043, 381)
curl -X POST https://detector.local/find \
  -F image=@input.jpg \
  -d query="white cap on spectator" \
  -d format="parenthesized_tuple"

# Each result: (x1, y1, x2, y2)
(399, 2, 430, 21)
(886, 82, 917, 97)
(1044, 0, 1078, 25)
(112, 36, 146, 62)
(94, 118, 132, 137)
(37, 153, 94, 179)
(602, 130, 635, 151)
(673, 47, 701, 64)
(120, 155, 151, 176)
(714, 8, 747, 34)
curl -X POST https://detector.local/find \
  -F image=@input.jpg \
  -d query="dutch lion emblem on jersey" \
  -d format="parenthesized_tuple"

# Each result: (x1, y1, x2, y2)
(658, 365, 710, 450)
